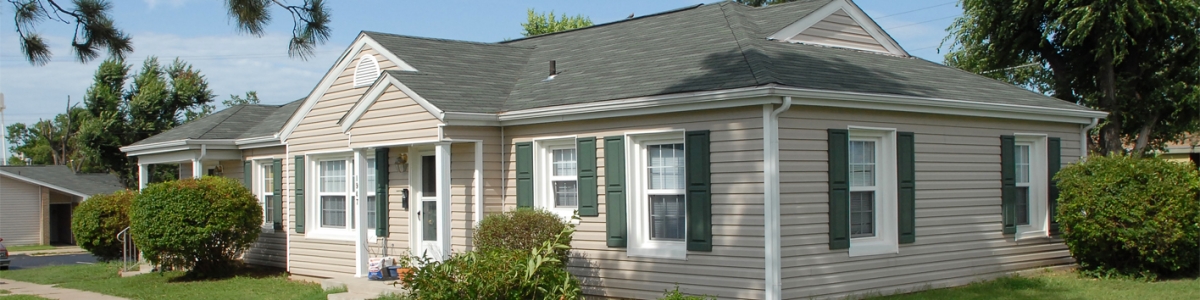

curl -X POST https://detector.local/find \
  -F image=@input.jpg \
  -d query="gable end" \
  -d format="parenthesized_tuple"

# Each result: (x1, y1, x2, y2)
(767, 0, 908, 56)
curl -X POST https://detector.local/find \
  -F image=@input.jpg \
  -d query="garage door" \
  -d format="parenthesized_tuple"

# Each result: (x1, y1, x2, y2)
(0, 176, 43, 245)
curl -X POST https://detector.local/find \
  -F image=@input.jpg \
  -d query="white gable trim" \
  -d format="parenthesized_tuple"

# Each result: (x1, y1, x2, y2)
(278, 33, 418, 143)
(767, 0, 908, 56)
(0, 170, 92, 199)
(339, 73, 445, 133)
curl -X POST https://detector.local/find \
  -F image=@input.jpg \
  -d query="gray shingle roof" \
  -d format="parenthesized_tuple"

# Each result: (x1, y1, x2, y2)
(362, 0, 1092, 114)
(131, 99, 303, 146)
(0, 165, 124, 196)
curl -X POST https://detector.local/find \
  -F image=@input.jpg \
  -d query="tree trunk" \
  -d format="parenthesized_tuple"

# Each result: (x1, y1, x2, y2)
(1097, 54, 1124, 155)
(1131, 114, 1159, 157)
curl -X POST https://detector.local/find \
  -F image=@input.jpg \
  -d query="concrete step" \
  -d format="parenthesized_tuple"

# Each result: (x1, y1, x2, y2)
(118, 263, 154, 277)
(321, 276, 406, 299)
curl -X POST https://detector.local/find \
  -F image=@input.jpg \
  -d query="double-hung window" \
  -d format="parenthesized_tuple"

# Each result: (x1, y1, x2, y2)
(258, 161, 275, 231)
(1009, 135, 1048, 239)
(1014, 144, 1031, 226)
(846, 128, 898, 257)
(535, 139, 578, 219)
(366, 158, 377, 230)
(627, 132, 688, 259)
(318, 159, 350, 229)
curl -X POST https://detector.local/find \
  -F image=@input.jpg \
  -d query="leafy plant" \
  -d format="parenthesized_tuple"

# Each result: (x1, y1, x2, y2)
(1055, 155, 1200, 279)
(71, 189, 136, 261)
(130, 176, 262, 278)
(398, 214, 581, 299)
(473, 208, 572, 262)
(659, 285, 716, 300)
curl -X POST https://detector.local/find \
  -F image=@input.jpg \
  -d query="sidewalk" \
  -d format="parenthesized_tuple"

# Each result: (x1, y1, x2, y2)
(0, 279, 127, 300)
(8, 246, 88, 256)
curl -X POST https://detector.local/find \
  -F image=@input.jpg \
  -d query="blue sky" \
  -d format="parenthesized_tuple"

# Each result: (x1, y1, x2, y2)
(0, 0, 961, 129)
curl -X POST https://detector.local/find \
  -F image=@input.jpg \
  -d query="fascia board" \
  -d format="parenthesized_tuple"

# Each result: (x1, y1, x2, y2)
(0, 170, 92, 198)
(120, 140, 187, 153)
(771, 86, 1108, 124)
(279, 33, 420, 143)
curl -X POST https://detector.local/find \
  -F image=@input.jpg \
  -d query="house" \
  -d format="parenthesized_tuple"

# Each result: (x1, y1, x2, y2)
(0, 165, 124, 246)
(121, 0, 1107, 299)
(119, 100, 302, 269)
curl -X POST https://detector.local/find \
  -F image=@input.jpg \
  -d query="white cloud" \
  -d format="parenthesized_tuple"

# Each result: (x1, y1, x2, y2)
(0, 32, 342, 127)
(142, 0, 191, 10)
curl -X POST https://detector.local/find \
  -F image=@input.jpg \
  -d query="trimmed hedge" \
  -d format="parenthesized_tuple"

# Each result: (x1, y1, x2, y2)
(472, 208, 572, 261)
(1056, 155, 1200, 279)
(71, 190, 137, 261)
(131, 176, 262, 277)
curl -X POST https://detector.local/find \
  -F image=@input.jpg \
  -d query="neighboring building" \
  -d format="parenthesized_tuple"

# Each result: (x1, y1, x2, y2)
(0, 165, 124, 246)
(121, 0, 1107, 299)
(1157, 136, 1200, 167)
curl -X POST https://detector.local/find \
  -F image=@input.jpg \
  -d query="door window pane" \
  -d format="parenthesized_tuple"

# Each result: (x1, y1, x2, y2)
(321, 196, 346, 227)
(648, 144, 685, 190)
(422, 201, 437, 241)
(422, 156, 437, 197)
(649, 195, 686, 240)
(850, 191, 875, 238)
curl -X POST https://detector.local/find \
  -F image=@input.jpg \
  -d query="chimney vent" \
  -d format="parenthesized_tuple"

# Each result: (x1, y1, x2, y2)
(549, 60, 557, 76)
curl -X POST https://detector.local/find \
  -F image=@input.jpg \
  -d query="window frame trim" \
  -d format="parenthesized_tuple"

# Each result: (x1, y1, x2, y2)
(846, 127, 899, 257)
(1013, 134, 1049, 240)
(255, 159, 276, 233)
(307, 153, 356, 241)
(532, 136, 580, 220)
(625, 130, 689, 260)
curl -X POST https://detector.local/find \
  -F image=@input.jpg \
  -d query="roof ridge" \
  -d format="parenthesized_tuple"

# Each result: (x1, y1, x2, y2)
(718, 2, 769, 86)
(194, 105, 246, 139)
(499, 3, 710, 44)
(363, 31, 534, 49)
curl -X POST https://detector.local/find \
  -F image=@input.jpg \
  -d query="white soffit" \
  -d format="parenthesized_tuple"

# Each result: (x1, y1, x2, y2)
(768, 0, 908, 56)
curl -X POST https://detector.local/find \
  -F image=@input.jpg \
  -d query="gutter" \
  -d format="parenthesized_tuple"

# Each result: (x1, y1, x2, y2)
(763, 96, 792, 300)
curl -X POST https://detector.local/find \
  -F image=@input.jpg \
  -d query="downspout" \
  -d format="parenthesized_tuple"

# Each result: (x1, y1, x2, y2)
(500, 126, 506, 209)
(764, 96, 792, 300)
(1081, 118, 1099, 159)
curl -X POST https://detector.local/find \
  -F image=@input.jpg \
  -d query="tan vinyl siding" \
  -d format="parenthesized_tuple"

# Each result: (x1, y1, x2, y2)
(778, 106, 1079, 299)
(502, 106, 766, 300)
(787, 10, 888, 53)
(288, 46, 401, 279)
(346, 86, 441, 148)
(238, 146, 290, 268)
(370, 146, 410, 257)
(0, 176, 43, 245)
(441, 126, 505, 216)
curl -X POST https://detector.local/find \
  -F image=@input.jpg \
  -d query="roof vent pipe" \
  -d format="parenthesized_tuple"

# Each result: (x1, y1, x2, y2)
(549, 60, 557, 76)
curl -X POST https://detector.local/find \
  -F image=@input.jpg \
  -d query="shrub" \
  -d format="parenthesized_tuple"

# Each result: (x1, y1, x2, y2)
(131, 176, 262, 278)
(72, 190, 137, 261)
(473, 208, 572, 260)
(660, 286, 716, 300)
(1056, 155, 1200, 279)
(399, 216, 580, 299)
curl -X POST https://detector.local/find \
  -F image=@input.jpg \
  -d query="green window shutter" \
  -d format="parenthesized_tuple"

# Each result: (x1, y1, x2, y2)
(516, 142, 534, 208)
(577, 138, 599, 217)
(1047, 137, 1061, 235)
(604, 136, 627, 248)
(897, 132, 916, 244)
(243, 160, 253, 190)
(272, 159, 283, 230)
(375, 148, 390, 237)
(828, 129, 850, 250)
(1000, 135, 1017, 234)
(686, 131, 713, 252)
(294, 155, 306, 234)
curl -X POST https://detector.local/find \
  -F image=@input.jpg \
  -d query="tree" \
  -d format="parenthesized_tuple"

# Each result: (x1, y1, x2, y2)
(521, 9, 593, 37)
(945, 0, 1200, 156)
(10, 0, 330, 65)
(4, 103, 92, 171)
(222, 91, 260, 107)
(76, 57, 215, 186)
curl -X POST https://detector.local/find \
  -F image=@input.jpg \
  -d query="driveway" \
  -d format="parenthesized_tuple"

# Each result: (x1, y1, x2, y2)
(3, 253, 97, 271)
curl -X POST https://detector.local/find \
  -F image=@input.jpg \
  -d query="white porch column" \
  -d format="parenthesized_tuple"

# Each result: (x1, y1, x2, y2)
(353, 149, 369, 277)
(138, 163, 150, 190)
(473, 141, 483, 229)
(191, 159, 203, 179)
(435, 142, 452, 258)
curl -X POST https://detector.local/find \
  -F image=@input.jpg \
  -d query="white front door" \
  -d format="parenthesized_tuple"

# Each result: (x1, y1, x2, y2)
(413, 153, 443, 260)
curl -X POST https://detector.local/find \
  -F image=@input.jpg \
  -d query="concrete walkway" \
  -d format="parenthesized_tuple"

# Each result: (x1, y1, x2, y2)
(0, 279, 127, 300)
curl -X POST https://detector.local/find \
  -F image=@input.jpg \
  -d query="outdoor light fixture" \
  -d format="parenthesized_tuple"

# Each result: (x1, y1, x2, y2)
(396, 152, 408, 171)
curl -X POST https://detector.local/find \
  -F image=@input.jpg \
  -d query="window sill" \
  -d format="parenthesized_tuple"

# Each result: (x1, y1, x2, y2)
(1015, 230, 1048, 241)
(848, 240, 898, 257)
(305, 228, 356, 241)
(627, 241, 687, 260)
(260, 224, 275, 234)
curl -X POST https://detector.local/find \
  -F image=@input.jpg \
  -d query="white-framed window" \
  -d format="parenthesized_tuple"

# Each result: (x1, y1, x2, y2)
(534, 138, 578, 219)
(317, 159, 351, 230)
(366, 158, 377, 230)
(627, 131, 688, 260)
(1013, 134, 1048, 239)
(847, 127, 898, 257)
(257, 160, 276, 232)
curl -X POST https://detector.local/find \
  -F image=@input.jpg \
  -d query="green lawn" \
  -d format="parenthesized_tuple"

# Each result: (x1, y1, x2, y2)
(3, 245, 56, 253)
(873, 270, 1200, 300)
(0, 262, 335, 300)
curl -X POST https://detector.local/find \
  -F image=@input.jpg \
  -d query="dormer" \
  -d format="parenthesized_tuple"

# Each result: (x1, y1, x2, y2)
(767, 0, 908, 56)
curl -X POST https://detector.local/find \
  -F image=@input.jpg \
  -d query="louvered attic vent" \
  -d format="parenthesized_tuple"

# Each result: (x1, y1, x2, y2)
(353, 55, 380, 88)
